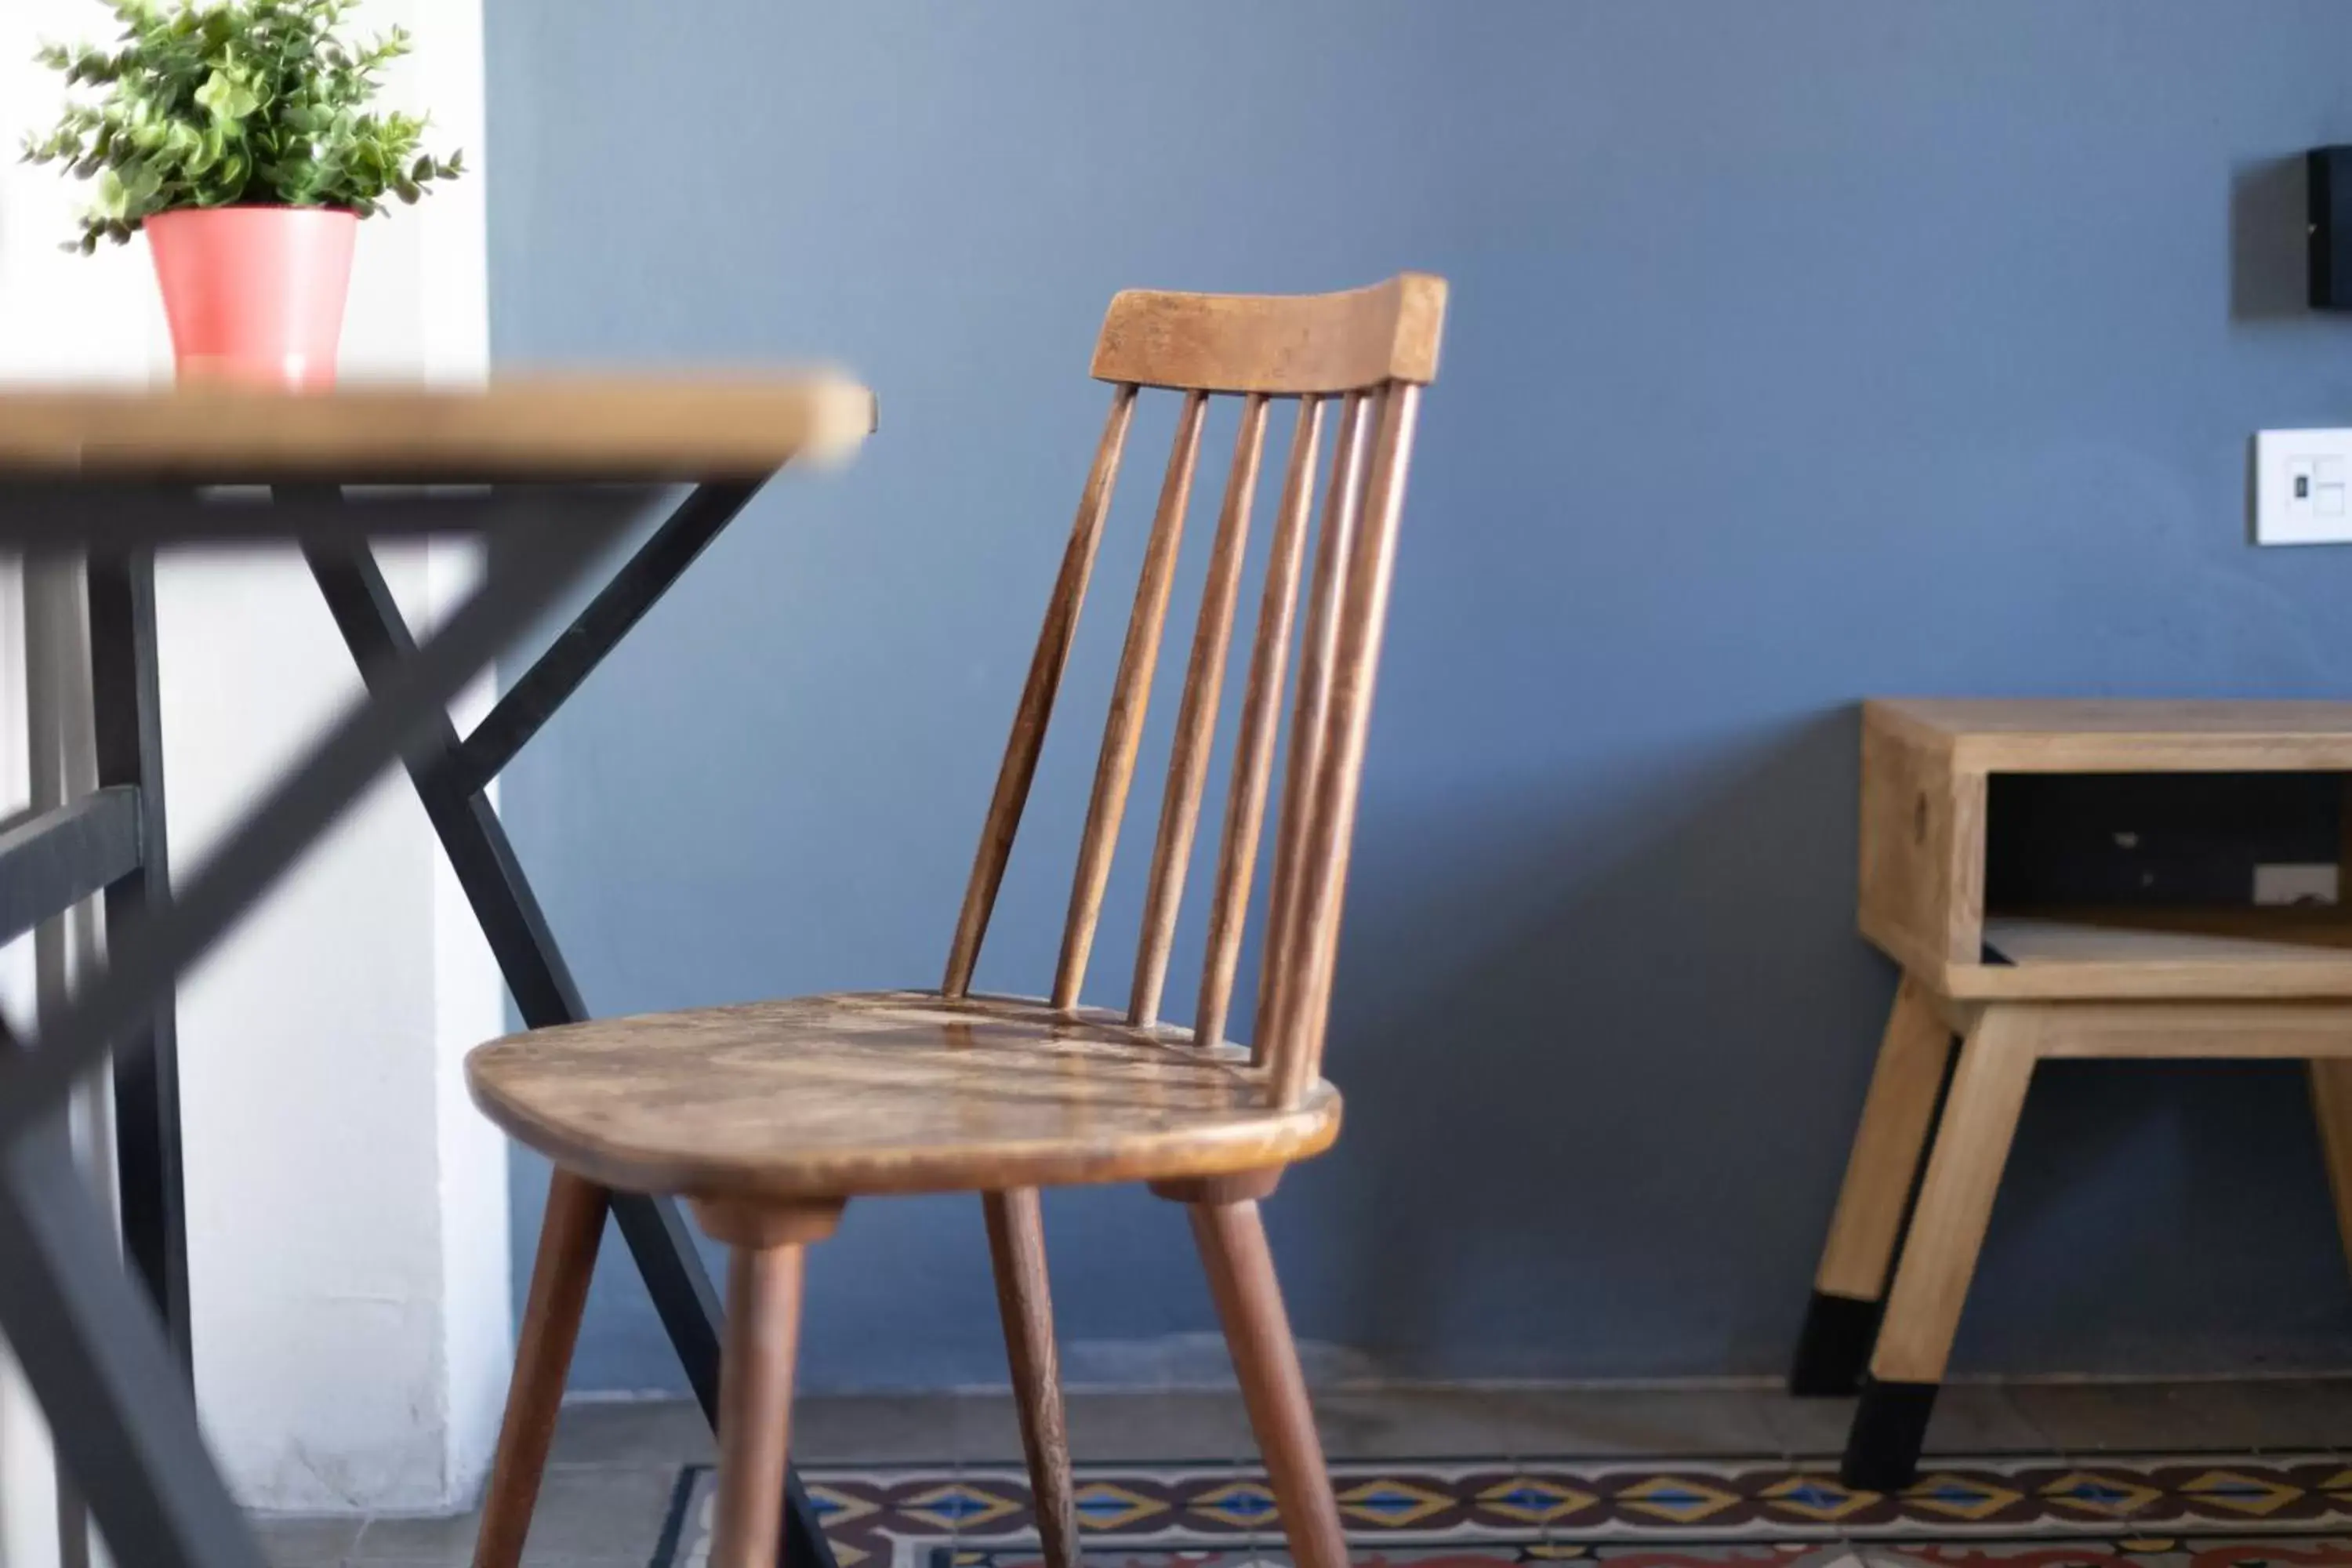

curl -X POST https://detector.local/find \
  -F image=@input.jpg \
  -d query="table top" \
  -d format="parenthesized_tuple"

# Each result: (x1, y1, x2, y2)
(0, 372, 876, 484)
(1869, 697, 2352, 771)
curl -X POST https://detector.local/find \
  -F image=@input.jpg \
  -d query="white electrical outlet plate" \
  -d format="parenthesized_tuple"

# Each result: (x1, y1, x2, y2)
(2256, 429, 2352, 544)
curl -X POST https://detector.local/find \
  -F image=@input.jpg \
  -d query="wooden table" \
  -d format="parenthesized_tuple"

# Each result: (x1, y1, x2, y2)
(0, 376, 873, 1568)
(1797, 699, 2352, 1490)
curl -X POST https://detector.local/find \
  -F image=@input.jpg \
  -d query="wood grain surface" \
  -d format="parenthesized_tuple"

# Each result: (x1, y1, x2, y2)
(1091, 274, 1446, 394)
(1813, 976, 1956, 1301)
(0, 373, 874, 482)
(1867, 697, 2352, 771)
(1952, 909, 2352, 998)
(466, 991, 1342, 1201)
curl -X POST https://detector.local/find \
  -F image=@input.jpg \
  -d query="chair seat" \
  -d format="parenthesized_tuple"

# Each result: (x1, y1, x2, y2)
(465, 990, 1342, 1202)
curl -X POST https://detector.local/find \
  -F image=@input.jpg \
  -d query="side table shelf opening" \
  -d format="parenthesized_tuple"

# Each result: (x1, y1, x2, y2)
(1971, 771, 2352, 994)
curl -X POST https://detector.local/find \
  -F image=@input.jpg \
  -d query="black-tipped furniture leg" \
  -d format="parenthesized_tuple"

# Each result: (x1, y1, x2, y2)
(1842, 1376, 1936, 1492)
(1790, 1289, 1884, 1396)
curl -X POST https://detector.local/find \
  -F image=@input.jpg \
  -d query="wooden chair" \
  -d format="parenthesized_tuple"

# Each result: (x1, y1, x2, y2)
(463, 274, 1447, 1568)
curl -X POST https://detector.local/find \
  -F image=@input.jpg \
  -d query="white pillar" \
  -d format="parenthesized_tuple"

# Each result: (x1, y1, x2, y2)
(0, 0, 504, 1525)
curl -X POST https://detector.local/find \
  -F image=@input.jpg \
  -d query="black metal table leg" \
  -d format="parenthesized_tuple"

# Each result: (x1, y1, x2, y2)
(455, 481, 763, 793)
(87, 547, 191, 1374)
(0, 479, 833, 1568)
(305, 492, 839, 1568)
(0, 496, 648, 1132)
(0, 483, 651, 1568)
(0, 1109, 256, 1568)
(0, 779, 193, 1566)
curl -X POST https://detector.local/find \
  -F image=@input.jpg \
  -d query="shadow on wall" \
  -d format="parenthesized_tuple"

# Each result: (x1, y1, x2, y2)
(1279, 710, 1882, 1377)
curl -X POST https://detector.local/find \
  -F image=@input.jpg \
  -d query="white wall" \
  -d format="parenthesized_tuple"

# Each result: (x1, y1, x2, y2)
(0, 0, 504, 1535)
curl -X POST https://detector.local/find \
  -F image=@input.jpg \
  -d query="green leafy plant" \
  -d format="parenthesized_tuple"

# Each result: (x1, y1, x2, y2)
(22, 0, 464, 253)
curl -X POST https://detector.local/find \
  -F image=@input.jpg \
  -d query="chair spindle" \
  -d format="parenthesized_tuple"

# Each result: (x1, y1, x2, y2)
(1192, 395, 1328, 1050)
(943, 383, 1138, 998)
(1051, 389, 1210, 1011)
(1130, 393, 1272, 1025)
(1266, 384, 1421, 1106)
(1254, 391, 1374, 1071)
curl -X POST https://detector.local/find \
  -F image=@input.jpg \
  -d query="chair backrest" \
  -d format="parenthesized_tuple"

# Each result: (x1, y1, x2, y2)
(940, 273, 1446, 1108)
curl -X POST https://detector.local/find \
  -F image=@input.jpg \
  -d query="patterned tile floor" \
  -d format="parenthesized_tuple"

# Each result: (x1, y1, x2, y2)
(254, 1381, 2352, 1568)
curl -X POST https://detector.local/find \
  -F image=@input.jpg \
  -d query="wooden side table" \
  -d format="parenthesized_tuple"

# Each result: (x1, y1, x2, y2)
(0, 376, 871, 1568)
(1795, 699, 2352, 1490)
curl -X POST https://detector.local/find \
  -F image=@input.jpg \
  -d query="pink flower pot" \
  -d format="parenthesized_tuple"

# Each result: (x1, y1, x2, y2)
(146, 206, 358, 390)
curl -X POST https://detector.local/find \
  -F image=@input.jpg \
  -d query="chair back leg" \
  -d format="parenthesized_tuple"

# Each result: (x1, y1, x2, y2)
(1181, 1193, 1348, 1568)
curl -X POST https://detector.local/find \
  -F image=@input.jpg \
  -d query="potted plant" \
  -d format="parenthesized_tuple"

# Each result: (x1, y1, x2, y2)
(23, 0, 464, 388)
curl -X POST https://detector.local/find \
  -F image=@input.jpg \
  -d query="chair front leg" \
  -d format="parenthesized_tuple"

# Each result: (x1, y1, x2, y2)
(477, 1169, 609, 1568)
(692, 1200, 842, 1568)
(712, 1245, 807, 1568)
(1174, 1180, 1347, 1568)
(983, 1189, 1081, 1568)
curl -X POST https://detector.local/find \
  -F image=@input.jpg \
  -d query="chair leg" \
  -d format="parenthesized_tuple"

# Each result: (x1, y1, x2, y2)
(1843, 1005, 2038, 1494)
(1793, 975, 1955, 1396)
(475, 1169, 609, 1568)
(2309, 1062, 2352, 1287)
(1186, 1196, 1347, 1568)
(712, 1243, 810, 1568)
(983, 1189, 1080, 1568)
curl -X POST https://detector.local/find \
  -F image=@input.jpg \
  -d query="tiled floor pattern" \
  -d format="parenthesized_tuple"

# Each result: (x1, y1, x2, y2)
(661, 1452, 2352, 1568)
(254, 1380, 2352, 1567)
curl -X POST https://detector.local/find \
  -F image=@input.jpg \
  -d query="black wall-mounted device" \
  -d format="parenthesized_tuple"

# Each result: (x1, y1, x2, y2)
(2312, 147, 2352, 309)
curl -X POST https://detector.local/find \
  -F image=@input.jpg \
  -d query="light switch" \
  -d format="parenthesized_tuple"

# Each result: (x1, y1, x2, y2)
(2256, 429, 2352, 543)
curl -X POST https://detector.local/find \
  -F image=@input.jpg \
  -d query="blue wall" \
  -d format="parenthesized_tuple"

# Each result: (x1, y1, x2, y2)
(486, 0, 2352, 1392)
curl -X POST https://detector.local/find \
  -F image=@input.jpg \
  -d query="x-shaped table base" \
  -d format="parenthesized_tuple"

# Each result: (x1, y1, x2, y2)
(0, 482, 838, 1568)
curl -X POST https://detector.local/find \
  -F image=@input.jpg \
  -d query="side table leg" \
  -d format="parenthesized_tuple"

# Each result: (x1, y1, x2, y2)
(1794, 975, 1955, 1397)
(2308, 1060, 2352, 1287)
(1842, 1005, 2038, 1492)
